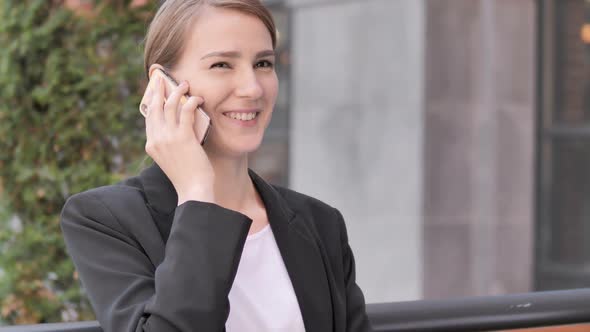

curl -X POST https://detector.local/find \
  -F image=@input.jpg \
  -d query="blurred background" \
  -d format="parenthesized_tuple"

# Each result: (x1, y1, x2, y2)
(0, 0, 588, 327)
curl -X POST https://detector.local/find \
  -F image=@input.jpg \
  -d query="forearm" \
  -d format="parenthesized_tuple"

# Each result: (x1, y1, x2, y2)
(143, 201, 251, 330)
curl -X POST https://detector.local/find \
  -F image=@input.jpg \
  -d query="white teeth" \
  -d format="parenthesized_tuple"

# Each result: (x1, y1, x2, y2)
(226, 112, 257, 121)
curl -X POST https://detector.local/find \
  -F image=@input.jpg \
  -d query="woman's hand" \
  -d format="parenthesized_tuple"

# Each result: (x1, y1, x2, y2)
(144, 76, 216, 206)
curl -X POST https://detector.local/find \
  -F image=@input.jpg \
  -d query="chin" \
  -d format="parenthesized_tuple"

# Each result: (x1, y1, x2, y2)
(230, 138, 262, 154)
(205, 132, 264, 157)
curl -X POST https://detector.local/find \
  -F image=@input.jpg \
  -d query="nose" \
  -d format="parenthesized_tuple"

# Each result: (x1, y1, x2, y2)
(234, 68, 263, 100)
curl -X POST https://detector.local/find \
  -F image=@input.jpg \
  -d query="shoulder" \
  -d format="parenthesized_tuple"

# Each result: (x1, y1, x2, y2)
(61, 174, 149, 235)
(271, 185, 346, 239)
(64, 174, 146, 212)
(272, 185, 336, 215)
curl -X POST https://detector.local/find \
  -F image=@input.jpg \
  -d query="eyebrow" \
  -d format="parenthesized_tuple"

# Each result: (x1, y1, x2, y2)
(200, 50, 275, 60)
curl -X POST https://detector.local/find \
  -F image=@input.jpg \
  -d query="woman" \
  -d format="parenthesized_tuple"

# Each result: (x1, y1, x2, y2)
(60, 0, 372, 331)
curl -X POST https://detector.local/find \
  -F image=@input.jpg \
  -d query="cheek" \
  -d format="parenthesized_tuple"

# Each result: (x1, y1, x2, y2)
(263, 74, 279, 103)
(188, 78, 230, 110)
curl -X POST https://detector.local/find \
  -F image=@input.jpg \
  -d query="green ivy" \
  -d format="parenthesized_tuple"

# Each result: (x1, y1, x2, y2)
(0, 0, 156, 323)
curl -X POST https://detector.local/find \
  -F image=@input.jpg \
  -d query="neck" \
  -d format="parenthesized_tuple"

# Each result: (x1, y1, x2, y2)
(206, 149, 256, 213)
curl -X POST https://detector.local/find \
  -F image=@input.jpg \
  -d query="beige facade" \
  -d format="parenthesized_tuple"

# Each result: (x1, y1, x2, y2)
(282, 0, 538, 302)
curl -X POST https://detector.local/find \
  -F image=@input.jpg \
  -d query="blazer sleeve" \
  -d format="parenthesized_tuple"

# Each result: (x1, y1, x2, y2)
(60, 190, 252, 332)
(334, 208, 374, 332)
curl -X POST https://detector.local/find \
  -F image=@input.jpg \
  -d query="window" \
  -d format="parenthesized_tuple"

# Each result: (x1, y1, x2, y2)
(536, 0, 590, 290)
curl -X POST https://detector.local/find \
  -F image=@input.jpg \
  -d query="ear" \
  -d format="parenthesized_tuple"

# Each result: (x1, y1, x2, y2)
(148, 63, 166, 79)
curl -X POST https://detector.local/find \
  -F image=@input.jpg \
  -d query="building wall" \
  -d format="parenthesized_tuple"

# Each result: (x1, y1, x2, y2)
(286, 0, 425, 303)
(284, 0, 536, 302)
(423, 0, 536, 298)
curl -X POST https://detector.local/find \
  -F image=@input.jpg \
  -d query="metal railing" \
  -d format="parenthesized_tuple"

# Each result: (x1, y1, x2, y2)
(2, 288, 590, 332)
(367, 288, 590, 331)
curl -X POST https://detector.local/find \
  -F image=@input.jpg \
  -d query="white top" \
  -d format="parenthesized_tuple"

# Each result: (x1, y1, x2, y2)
(225, 224, 306, 332)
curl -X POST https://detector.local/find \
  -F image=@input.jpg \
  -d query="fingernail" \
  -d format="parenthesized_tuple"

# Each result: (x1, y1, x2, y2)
(180, 81, 188, 88)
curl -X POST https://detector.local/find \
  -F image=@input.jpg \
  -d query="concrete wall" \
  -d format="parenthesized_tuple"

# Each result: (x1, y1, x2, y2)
(284, 0, 536, 302)
(287, 0, 425, 303)
(423, 0, 536, 298)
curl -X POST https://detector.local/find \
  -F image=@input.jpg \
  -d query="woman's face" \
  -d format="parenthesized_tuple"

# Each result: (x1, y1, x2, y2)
(171, 6, 278, 156)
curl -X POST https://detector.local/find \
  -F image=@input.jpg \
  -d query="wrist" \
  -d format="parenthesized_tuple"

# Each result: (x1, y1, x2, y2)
(177, 188, 216, 206)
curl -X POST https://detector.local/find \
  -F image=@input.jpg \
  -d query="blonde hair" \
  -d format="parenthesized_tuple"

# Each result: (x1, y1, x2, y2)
(143, 0, 277, 79)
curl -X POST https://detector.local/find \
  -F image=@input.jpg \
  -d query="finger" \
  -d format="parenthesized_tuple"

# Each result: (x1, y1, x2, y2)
(193, 96, 205, 106)
(145, 104, 154, 139)
(140, 87, 153, 117)
(149, 76, 165, 123)
(145, 103, 159, 152)
(164, 80, 189, 125)
(179, 96, 200, 131)
(145, 120, 152, 151)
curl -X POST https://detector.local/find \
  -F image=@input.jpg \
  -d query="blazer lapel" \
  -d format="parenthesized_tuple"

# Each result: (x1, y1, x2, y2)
(138, 163, 177, 245)
(249, 170, 334, 332)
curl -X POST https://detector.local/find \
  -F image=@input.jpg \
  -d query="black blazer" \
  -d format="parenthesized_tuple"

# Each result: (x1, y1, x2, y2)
(60, 163, 372, 332)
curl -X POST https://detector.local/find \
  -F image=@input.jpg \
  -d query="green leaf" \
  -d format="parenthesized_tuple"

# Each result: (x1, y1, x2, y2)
(0, 0, 149, 323)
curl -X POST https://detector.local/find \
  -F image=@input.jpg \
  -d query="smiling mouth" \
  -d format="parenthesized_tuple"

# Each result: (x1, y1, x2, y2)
(222, 112, 260, 121)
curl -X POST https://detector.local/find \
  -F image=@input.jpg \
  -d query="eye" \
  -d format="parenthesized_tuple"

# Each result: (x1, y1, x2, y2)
(255, 60, 274, 69)
(210, 62, 231, 69)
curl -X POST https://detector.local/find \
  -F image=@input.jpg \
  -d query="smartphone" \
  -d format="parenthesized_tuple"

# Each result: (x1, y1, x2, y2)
(139, 68, 211, 145)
